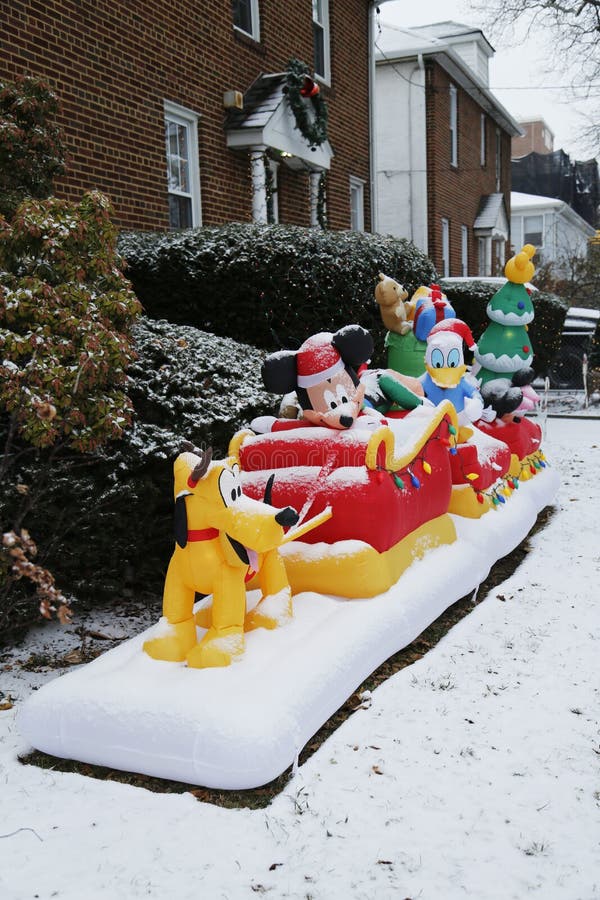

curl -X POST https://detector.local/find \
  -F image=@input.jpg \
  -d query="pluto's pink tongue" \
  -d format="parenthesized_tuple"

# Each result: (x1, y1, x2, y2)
(247, 548, 259, 573)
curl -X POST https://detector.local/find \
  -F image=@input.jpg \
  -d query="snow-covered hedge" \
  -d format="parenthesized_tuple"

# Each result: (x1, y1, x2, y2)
(0, 318, 275, 641)
(439, 279, 569, 376)
(118, 224, 437, 357)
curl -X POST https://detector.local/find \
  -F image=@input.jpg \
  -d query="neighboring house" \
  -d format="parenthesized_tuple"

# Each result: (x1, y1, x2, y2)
(0, 1, 375, 232)
(512, 149, 600, 229)
(512, 118, 554, 157)
(511, 191, 596, 272)
(374, 19, 521, 277)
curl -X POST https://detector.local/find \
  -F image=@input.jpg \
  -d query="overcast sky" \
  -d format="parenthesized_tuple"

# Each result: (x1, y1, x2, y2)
(377, 0, 598, 162)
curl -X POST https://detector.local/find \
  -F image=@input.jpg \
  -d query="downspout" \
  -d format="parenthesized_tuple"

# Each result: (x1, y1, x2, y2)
(369, 0, 395, 233)
(407, 53, 425, 248)
(368, 3, 378, 233)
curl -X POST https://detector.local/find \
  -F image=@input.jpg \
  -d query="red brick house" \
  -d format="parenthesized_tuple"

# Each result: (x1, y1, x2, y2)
(375, 20, 522, 276)
(1, 1, 375, 232)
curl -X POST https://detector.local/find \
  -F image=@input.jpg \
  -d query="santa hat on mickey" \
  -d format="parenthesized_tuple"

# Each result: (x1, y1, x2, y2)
(427, 318, 477, 352)
(296, 332, 344, 388)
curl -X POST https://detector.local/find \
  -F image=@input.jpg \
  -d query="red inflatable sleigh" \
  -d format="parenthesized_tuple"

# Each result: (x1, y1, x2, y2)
(229, 403, 459, 598)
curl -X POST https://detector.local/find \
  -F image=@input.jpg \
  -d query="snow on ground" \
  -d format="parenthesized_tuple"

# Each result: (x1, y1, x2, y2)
(1, 414, 599, 900)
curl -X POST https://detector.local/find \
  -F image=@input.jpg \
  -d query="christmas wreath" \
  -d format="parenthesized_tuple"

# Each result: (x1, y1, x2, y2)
(283, 58, 328, 149)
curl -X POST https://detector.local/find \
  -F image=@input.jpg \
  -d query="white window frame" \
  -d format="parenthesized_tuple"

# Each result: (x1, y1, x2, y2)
(232, 0, 260, 41)
(312, 0, 331, 84)
(495, 127, 502, 191)
(480, 113, 486, 166)
(461, 225, 468, 276)
(164, 100, 202, 229)
(449, 84, 458, 168)
(349, 176, 365, 232)
(442, 217, 450, 277)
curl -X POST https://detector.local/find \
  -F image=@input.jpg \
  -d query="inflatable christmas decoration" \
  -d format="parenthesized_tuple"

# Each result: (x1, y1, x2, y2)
(253, 325, 423, 432)
(472, 244, 539, 417)
(19, 279, 560, 792)
(375, 272, 411, 335)
(381, 281, 456, 377)
(419, 318, 484, 440)
(142, 445, 302, 667)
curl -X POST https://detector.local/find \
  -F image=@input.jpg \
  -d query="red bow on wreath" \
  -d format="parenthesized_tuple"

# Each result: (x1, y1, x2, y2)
(300, 75, 320, 98)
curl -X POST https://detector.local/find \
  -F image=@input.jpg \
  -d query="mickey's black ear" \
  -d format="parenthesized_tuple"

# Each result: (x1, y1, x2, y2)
(261, 350, 298, 394)
(511, 366, 535, 388)
(174, 495, 188, 549)
(331, 325, 374, 368)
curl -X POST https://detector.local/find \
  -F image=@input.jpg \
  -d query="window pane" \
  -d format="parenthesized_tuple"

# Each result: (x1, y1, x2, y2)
(168, 194, 193, 230)
(350, 183, 363, 231)
(442, 218, 450, 276)
(480, 114, 486, 165)
(312, 0, 323, 24)
(232, 0, 252, 33)
(165, 118, 190, 193)
(524, 215, 543, 246)
(450, 86, 457, 167)
(314, 24, 325, 77)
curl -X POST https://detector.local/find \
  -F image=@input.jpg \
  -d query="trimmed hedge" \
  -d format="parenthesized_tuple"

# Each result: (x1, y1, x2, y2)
(118, 226, 568, 375)
(118, 224, 437, 359)
(0, 317, 275, 641)
(439, 279, 569, 376)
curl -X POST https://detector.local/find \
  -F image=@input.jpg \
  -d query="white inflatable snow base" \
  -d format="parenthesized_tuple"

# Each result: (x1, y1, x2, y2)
(19, 466, 559, 790)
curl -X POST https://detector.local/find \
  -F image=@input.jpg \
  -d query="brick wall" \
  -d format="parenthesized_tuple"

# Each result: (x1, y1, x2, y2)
(0, 0, 371, 232)
(425, 61, 512, 276)
(512, 119, 554, 157)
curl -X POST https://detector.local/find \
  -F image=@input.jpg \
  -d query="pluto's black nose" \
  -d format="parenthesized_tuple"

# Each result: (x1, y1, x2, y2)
(339, 415, 354, 428)
(275, 507, 299, 527)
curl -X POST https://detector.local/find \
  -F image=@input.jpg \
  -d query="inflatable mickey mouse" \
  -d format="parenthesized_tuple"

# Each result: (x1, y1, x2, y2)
(252, 325, 423, 433)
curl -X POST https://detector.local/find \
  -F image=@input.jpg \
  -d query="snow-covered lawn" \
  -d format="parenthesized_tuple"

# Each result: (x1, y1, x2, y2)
(1, 416, 598, 900)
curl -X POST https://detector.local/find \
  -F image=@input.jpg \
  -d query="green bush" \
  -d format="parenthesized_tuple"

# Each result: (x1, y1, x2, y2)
(0, 317, 275, 643)
(118, 224, 437, 358)
(0, 76, 66, 220)
(0, 191, 141, 640)
(439, 279, 569, 376)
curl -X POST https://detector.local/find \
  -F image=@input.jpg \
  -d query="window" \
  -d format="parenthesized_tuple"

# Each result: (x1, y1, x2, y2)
(493, 239, 505, 275)
(524, 214, 543, 247)
(313, 0, 330, 83)
(449, 84, 458, 167)
(441, 218, 450, 277)
(495, 128, 502, 190)
(164, 101, 201, 229)
(480, 113, 486, 166)
(461, 225, 468, 276)
(510, 216, 522, 248)
(350, 177, 365, 231)
(478, 237, 490, 276)
(232, 0, 260, 40)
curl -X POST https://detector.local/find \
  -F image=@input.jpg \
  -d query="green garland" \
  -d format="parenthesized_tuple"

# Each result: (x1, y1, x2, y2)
(317, 171, 327, 230)
(284, 58, 328, 149)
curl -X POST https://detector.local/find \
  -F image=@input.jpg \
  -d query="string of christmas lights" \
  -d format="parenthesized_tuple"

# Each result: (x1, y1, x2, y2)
(374, 412, 548, 511)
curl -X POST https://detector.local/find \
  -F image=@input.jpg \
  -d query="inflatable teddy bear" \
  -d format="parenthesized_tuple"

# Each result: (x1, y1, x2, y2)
(374, 273, 411, 335)
(382, 283, 456, 378)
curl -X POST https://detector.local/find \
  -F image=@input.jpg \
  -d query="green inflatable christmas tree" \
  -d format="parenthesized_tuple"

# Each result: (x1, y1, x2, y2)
(473, 244, 536, 385)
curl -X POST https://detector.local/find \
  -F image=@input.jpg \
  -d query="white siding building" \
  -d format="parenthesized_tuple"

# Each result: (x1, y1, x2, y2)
(510, 191, 595, 272)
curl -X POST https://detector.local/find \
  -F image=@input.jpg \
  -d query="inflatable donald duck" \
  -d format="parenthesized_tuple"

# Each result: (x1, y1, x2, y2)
(420, 319, 484, 441)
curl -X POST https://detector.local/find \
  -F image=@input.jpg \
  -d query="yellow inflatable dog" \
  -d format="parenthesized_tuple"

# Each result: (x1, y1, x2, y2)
(143, 446, 300, 668)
